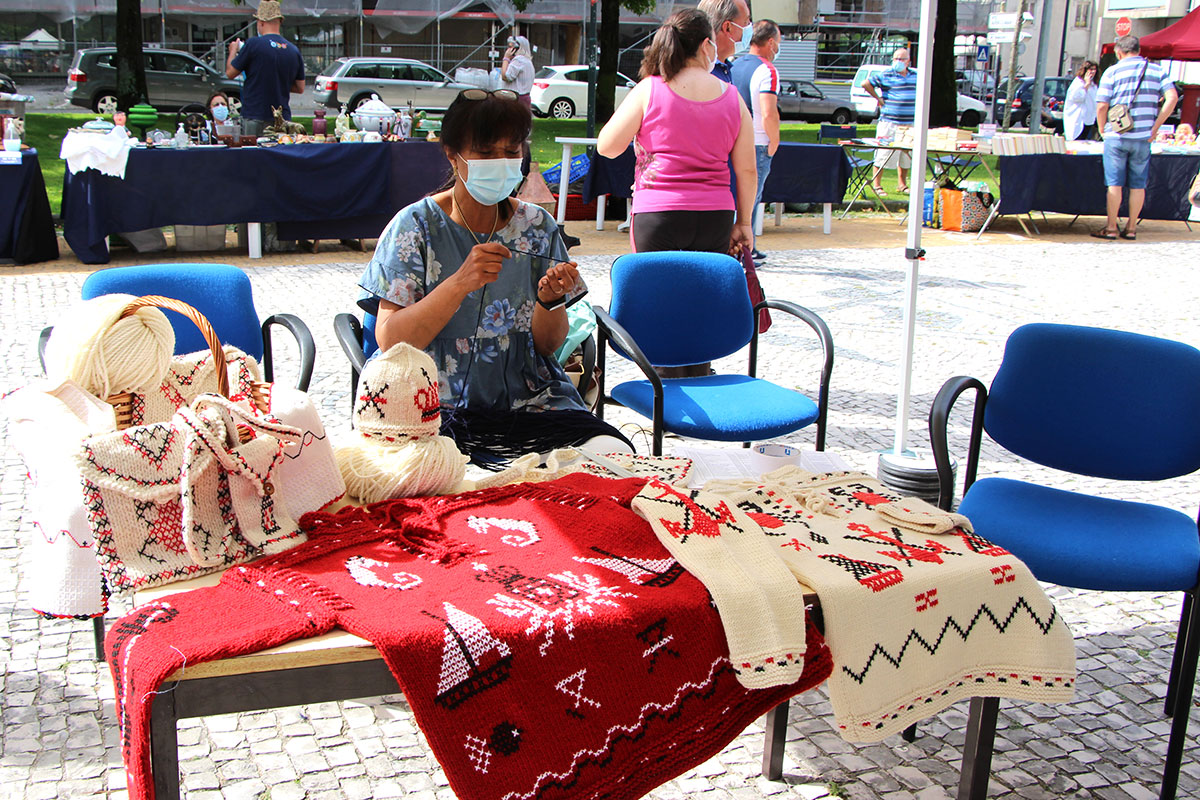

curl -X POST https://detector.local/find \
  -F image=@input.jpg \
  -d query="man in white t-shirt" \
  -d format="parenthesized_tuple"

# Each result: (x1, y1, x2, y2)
(731, 20, 780, 262)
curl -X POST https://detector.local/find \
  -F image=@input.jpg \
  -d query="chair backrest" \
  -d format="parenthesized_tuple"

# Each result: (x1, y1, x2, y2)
(81, 263, 264, 360)
(985, 323, 1200, 481)
(818, 123, 857, 144)
(608, 251, 754, 368)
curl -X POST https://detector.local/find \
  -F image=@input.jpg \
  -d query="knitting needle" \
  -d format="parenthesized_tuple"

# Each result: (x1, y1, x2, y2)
(507, 248, 575, 265)
(575, 446, 638, 478)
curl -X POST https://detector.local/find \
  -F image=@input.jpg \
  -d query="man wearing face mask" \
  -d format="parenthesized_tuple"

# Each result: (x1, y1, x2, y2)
(358, 89, 631, 466)
(731, 20, 781, 263)
(863, 47, 917, 195)
(699, 0, 751, 83)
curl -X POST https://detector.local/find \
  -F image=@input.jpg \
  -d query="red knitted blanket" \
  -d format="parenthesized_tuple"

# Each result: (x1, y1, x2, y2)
(107, 474, 832, 800)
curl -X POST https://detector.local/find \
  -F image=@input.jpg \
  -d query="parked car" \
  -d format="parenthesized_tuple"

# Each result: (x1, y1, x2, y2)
(777, 80, 855, 124)
(313, 57, 472, 112)
(0, 72, 16, 94)
(531, 65, 636, 119)
(850, 64, 991, 127)
(992, 76, 1071, 128)
(63, 47, 242, 114)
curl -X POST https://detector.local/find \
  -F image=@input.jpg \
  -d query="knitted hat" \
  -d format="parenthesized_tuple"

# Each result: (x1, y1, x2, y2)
(354, 342, 443, 441)
(337, 343, 467, 502)
(254, 0, 284, 21)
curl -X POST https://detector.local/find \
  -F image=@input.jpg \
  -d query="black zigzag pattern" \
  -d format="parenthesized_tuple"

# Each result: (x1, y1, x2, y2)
(841, 597, 1060, 684)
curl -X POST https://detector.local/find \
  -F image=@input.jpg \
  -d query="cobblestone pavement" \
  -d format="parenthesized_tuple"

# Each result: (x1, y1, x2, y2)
(3, 238, 1200, 800)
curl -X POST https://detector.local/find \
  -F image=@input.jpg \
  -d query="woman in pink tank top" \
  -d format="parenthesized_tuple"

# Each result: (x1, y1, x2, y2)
(597, 8, 755, 255)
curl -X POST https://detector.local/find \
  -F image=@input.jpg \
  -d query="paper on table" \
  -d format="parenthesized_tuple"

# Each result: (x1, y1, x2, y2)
(671, 445, 850, 488)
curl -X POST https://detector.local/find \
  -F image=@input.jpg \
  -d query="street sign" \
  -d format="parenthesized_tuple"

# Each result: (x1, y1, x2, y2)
(1116, 16, 1133, 37)
(988, 11, 1034, 29)
(986, 30, 1033, 44)
(976, 44, 990, 63)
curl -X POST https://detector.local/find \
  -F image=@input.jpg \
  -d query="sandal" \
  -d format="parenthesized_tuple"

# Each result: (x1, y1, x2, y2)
(1120, 229, 1137, 240)
(873, 186, 888, 196)
(897, 184, 910, 193)
(1090, 229, 1119, 240)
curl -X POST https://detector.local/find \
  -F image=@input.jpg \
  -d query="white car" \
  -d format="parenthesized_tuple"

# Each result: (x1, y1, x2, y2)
(850, 64, 991, 127)
(531, 65, 636, 119)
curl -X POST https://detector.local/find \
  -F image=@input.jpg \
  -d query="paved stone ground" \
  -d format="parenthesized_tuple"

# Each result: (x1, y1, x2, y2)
(3, 236, 1200, 799)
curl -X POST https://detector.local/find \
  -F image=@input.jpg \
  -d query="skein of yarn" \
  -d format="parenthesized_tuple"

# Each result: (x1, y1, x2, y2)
(44, 294, 175, 399)
(338, 436, 465, 503)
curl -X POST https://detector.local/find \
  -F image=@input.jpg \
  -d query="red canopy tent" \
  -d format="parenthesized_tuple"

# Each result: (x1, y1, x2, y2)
(1140, 6, 1200, 60)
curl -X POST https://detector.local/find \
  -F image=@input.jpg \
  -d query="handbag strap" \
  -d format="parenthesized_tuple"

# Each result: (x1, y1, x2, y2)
(1121, 60, 1150, 109)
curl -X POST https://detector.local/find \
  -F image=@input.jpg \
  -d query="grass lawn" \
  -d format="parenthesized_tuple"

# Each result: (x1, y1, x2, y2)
(25, 113, 1000, 218)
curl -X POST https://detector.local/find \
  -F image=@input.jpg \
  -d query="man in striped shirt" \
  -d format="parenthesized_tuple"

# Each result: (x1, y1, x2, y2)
(1094, 34, 1178, 240)
(864, 48, 917, 195)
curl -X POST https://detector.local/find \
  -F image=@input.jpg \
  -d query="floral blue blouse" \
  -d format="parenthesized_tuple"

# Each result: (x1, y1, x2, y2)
(358, 197, 588, 413)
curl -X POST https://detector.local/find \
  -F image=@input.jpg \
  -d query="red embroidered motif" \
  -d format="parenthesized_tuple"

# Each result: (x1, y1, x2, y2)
(646, 480, 739, 542)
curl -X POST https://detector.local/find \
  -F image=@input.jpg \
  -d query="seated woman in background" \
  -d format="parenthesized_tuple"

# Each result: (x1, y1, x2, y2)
(198, 91, 234, 142)
(358, 89, 631, 467)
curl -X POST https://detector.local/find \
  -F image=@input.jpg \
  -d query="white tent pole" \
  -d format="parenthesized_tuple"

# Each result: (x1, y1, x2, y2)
(892, 0, 937, 456)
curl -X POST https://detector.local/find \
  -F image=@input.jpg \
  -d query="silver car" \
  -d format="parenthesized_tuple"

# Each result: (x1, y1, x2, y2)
(776, 80, 855, 125)
(313, 57, 473, 112)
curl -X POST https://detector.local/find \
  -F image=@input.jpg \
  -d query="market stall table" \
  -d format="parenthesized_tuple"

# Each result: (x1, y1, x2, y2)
(982, 151, 1200, 234)
(582, 142, 852, 235)
(0, 149, 59, 265)
(60, 141, 450, 264)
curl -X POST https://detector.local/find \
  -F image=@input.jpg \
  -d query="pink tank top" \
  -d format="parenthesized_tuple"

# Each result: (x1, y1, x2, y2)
(632, 75, 741, 214)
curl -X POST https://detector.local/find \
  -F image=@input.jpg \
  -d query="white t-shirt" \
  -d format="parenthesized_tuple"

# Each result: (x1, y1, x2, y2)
(501, 55, 535, 95)
(749, 60, 779, 146)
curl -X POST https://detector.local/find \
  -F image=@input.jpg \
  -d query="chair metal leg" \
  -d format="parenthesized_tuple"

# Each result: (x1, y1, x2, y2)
(956, 696, 998, 800)
(761, 699, 789, 780)
(93, 616, 106, 662)
(1165, 591, 1194, 716)
(1160, 591, 1200, 800)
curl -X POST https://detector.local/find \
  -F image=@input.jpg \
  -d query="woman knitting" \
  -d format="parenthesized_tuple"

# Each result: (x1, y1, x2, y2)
(357, 89, 630, 467)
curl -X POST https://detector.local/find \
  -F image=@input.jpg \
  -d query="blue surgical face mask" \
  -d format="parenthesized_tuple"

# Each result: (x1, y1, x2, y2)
(731, 20, 752, 53)
(212, 104, 230, 121)
(892, 59, 907, 73)
(459, 155, 524, 206)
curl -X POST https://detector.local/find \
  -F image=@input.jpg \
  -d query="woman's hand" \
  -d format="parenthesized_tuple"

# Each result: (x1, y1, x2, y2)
(452, 242, 511, 295)
(729, 223, 753, 256)
(537, 262, 580, 304)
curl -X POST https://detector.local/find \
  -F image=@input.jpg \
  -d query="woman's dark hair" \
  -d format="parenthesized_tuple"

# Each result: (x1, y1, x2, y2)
(1076, 60, 1099, 79)
(440, 90, 531, 217)
(640, 8, 712, 82)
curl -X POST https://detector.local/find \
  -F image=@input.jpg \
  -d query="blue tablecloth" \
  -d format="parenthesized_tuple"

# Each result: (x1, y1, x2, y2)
(61, 141, 450, 264)
(0, 150, 58, 265)
(583, 142, 852, 205)
(996, 153, 1200, 221)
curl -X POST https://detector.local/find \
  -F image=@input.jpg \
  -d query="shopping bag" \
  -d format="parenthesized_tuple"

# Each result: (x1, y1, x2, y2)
(939, 189, 993, 233)
(740, 244, 773, 334)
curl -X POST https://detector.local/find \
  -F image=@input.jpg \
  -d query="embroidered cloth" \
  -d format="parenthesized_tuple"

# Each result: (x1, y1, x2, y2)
(634, 468, 1076, 742)
(107, 473, 832, 800)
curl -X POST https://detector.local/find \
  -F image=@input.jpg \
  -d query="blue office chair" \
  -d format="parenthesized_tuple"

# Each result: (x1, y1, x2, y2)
(929, 323, 1200, 800)
(39, 263, 315, 390)
(593, 251, 833, 456)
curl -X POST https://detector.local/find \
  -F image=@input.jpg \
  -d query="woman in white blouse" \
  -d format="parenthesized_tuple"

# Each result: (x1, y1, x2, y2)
(1063, 61, 1099, 141)
(500, 35, 535, 108)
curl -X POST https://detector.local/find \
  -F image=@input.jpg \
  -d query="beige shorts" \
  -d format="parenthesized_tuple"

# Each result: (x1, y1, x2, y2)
(874, 118, 913, 169)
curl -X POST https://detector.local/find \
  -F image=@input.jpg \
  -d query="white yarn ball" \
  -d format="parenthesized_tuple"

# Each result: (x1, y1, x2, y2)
(337, 436, 467, 503)
(44, 294, 176, 398)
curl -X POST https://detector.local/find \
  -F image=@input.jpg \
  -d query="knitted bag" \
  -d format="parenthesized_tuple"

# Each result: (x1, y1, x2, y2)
(78, 393, 307, 594)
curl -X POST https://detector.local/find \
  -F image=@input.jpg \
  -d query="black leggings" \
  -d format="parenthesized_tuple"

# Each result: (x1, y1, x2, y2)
(631, 209, 735, 254)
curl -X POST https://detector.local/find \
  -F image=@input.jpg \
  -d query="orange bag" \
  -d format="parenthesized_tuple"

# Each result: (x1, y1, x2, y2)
(939, 189, 992, 233)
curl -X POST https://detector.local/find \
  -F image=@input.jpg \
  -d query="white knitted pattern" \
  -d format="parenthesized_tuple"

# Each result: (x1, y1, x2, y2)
(701, 467, 1076, 742)
(630, 479, 809, 690)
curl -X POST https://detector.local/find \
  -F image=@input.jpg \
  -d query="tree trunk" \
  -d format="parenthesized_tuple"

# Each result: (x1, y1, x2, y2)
(115, 0, 148, 110)
(596, 0, 620, 125)
(929, 0, 958, 128)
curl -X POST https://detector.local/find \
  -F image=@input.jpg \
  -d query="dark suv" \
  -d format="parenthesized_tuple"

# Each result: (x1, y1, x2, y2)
(64, 47, 242, 114)
(991, 76, 1071, 128)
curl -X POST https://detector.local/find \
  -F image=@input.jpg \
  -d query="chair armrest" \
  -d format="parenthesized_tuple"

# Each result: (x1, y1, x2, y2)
(749, 300, 835, 451)
(333, 313, 367, 376)
(592, 306, 663, 394)
(261, 314, 316, 392)
(928, 375, 988, 511)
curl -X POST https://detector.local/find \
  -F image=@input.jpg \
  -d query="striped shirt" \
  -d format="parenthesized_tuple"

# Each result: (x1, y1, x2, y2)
(869, 68, 918, 123)
(1096, 56, 1173, 140)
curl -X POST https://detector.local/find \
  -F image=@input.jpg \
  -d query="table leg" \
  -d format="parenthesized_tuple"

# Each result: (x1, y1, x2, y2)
(248, 223, 262, 259)
(761, 699, 789, 780)
(823, 203, 831, 234)
(775, 203, 782, 227)
(976, 203, 1001, 239)
(556, 143, 572, 226)
(956, 696, 999, 800)
(596, 194, 606, 231)
(754, 202, 764, 236)
(150, 690, 181, 800)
